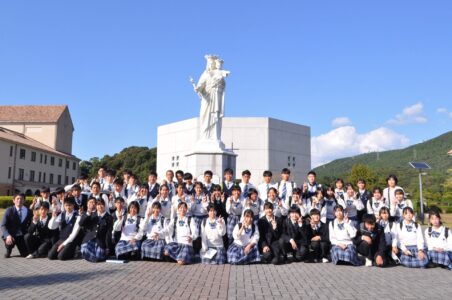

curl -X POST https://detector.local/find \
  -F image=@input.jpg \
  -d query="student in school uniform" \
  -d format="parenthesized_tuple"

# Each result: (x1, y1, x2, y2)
(175, 170, 185, 188)
(24, 202, 53, 259)
(334, 178, 346, 202)
(209, 185, 228, 221)
(308, 209, 330, 263)
(290, 188, 308, 218)
(378, 207, 398, 265)
(1, 193, 32, 258)
(227, 209, 261, 265)
(71, 184, 88, 213)
(242, 188, 263, 224)
(30, 186, 55, 211)
(189, 182, 209, 254)
(203, 170, 217, 196)
(258, 202, 282, 264)
(390, 189, 414, 223)
(90, 182, 109, 212)
(239, 170, 255, 200)
(107, 179, 125, 213)
(305, 189, 324, 217)
(163, 170, 177, 199)
(164, 202, 197, 265)
(343, 183, 365, 228)
(141, 202, 166, 261)
(48, 197, 83, 261)
(354, 214, 386, 267)
(128, 185, 149, 219)
(366, 188, 388, 222)
(114, 201, 143, 260)
(183, 173, 195, 196)
(301, 171, 321, 201)
(392, 207, 428, 268)
(124, 174, 140, 201)
(51, 187, 66, 214)
(79, 198, 113, 262)
(110, 197, 127, 256)
(383, 174, 404, 206)
(279, 206, 310, 263)
(329, 205, 362, 266)
(356, 179, 372, 218)
(425, 210, 452, 270)
(147, 171, 160, 199)
(278, 168, 297, 207)
(150, 184, 172, 226)
(257, 170, 277, 201)
(321, 186, 343, 224)
(221, 168, 235, 199)
(200, 204, 227, 264)
(266, 187, 289, 219)
(226, 186, 243, 246)
(170, 184, 191, 220)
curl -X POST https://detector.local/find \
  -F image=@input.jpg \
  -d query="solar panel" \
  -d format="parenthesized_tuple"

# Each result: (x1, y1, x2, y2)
(409, 162, 431, 170)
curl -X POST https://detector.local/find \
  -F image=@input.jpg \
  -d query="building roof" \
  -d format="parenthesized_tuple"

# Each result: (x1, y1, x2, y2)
(0, 105, 68, 123)
(0, 127, 79, 160)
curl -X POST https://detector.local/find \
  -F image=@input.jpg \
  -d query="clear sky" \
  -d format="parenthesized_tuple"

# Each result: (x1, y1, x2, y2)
(1, 1, 451, 167)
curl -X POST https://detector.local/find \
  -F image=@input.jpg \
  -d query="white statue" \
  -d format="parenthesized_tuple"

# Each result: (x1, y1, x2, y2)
(190, 55, 230, 148)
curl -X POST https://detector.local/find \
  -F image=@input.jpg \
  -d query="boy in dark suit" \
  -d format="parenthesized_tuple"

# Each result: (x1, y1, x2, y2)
(1, 193, 32, 258)
(279, 206, 311, 262)
(147, 171, 160, 199)
(24, 201, 54, 258)
(308, 208, 330, 263)
(258, 202, 283, 264)
(354, 214, 386, 267)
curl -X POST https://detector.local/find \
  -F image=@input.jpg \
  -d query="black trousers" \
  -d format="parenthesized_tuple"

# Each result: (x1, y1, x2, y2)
(310, 241, 330, 260)
(261, 240, 282, 263)
(24, 233, 52, 257)
(279, 239, 308, 261)
(48, 240, 77, 261)
(3, 235, 28, 257)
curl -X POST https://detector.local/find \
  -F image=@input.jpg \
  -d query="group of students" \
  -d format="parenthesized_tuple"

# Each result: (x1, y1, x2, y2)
(1, 167, 451, 270)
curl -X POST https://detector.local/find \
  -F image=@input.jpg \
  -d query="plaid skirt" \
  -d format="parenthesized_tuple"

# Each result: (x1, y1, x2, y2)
(330, 244, 362, 266)
(227, 243, 261, 265)
(164, 242, 194, 264)
(428, 250, 452, 269)
(141, 239, 166, 260)
(115, 240, 142, 257)
(81, 240, 106, 263)
(227, 215, 240, 239)
(201, 247, 227, 265)
(400, 246, 429, 268)
(193, 215, 207, 237)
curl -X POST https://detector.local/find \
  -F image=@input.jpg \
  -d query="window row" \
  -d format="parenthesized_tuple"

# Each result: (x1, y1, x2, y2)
(10, 167, 75, 185)
(11, 146, 78, 170)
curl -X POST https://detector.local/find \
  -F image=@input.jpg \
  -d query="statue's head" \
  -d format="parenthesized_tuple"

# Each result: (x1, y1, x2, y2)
(215, 58, 224, 69)
(204, 54, 219, 70)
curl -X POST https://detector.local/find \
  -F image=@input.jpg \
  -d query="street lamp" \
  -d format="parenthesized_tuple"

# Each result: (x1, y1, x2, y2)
(409, 162, 431, 224)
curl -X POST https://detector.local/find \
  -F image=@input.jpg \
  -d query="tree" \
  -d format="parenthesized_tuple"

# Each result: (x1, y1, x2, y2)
(347, 164, 377, 187)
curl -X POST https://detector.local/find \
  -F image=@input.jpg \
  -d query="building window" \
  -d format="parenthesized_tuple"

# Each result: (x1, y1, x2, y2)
(9, 146, 13, 157)
(20, 149, 26, 159)
(73, 162, 76, 170)
(59, 158, 63, 167)
(8, 167, 11, 179)
(65, 176, 69, 185)
(31, 151, 36, 162)
(40, 153, 43, 163)
(44, 155, 47, 164)
(58, 175, 62, 185)
(38, 172, 42, 183)
(50, 173, 54, 184)
(50, 156, 55, 166)
(18, 168, 24, 180)
(30, 170, 35, 182)
(43, 173, 46, 183)
(66, 161, 69, 169)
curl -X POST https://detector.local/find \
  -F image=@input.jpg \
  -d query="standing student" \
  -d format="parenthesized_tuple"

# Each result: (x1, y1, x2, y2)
(164, 202, 197, 265)
(239, 170, 255, 200)
(124, 174, 139, 201)
(278, 168, 297, 207)
(163, 170, 177, 199)
(343, 183, 364, 228)
(175, 170, 185, 188)
(151, 184, 172, 227)
(258, 202, 283, 264)
(203, 170, 217, 196)
(129, 185, 149, 218)
(305, 189, 324, 216)
(24, 202, 53, 259)
(308, 209, 330, 263)
(390, 189, 413, 223)
(80, 199, 113, 262)
(111, 197, 127, 255)
(210, 185, 227, 220)
(329, 205, 361, 266)
(354, 214, 386, 267)
(226, 186, 243, 246)
(222, 168, 235, 199)
(279, 206, 310, 263)
(383, 174, 404, 205)
(291, 188, 308, 218)
(425, 211, 451, 270)
(367, 187, 388, 221)
(141, 202, 166, 261)
(48, 197, 82, 261)
(227, 209, 261, 265)
(1, 193, 32, 258)
(242, 188, 263, 224)
(334, 179, 346, 202)
(257, 170, 277, 201)
(108, 179, 125, 213)
(170, 184, 191, 220)
(356, 179, 372, 217)
(302, 171, 321, 201)
(30, 186, 55, 211)
(200, 204, 227, 264)
(266, 187, 289, 218)
(147, 171, 160, 199)
(392, 207, 428, 268)
(183, 173, 195, 196)
(71, 184, 88, 213)
(114, 201, 143, 260)
(321, 186, 342, 224)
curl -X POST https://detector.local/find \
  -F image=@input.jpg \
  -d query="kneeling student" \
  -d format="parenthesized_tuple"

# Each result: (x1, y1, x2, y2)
(354, 214, 386, 267)
(258, 202, 283, 264)
(24, 202, 52, 259)
(308, 209, 330, 263)
(279, 206, 311, 262)
(425, 210, 451, 270)
(114, 201, 143, 260)
(141, 202, 166, 261)
(200, 204, 227, 264)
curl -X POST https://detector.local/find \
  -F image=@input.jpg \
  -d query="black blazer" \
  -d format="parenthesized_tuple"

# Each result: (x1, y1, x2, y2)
(1, 206, 32, 239)
(79, 212, 113, 250)
(258, 216, 282, 250)
(308, 222, 330, 243)
(27, 213, 53, 241)
(74, 194, 88, 212)
(281, 218, 312, 246)
(147, 183, 160, 199)
(354, 224, 386, 256)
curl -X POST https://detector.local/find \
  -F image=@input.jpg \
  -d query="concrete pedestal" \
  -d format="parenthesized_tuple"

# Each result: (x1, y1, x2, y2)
(185, 150, 237, 179)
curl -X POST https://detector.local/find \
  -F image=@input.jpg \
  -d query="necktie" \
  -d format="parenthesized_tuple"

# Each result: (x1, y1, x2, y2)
(266, 184, 270, 195)
(18, 208, 22, 222)
(243, 184, 249, 198)
(281, 182, 287, 200)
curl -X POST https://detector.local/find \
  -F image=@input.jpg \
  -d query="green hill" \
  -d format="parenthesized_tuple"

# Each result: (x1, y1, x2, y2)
(313, 131, 452, 211)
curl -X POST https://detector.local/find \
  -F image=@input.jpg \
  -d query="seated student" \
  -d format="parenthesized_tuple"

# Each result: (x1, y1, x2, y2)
(170, 184, 191, 220)
(305, 189, 324, 216)
(141, 202, 166, 261)
(189, 182, 209, 254)
(279, 206, 310, 262)
(366, 187, 388, 222)
(227, 209, 261, 265)
(392, 207, 428, 268)
(354, 214, 386, 267)
(308, 209, 330, 263)
(425, 210, 451, 270)
(258, 202, 282, 264)
(80, 198, 113, 262)
(164, 202, 197, 265)
(48, 197, 82, 261)
(242, 188, 263, 224)
(378, 207, 398, 265)
(128, 185, 149, 218)
(151, 184, 172, 227)
(343, 183, 364, 228)
(266, 187, 289, 218)
(226, 186, 243, 246)
(114, 201, 143, 260)
(329, 205, 361, 266)
(24, 202, 53, 259)
(390, 189, 414, 223)
(1, 193, 32, 258)
(200, 204, 227, 264)
(183, 172, 194, 196)
(210, 185, 227, 220)
(111, 196, 127, 255)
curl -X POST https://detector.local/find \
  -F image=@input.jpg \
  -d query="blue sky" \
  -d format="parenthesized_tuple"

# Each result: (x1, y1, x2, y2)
(0, 1, 451, 167)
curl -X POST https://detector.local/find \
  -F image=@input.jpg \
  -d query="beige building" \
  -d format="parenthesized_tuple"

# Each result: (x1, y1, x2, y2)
(0, 105, 80, 195)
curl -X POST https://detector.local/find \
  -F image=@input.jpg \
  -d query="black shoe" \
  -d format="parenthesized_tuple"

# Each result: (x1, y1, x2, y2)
(4, 253, 11, 258)
(271, 257, 280, 265)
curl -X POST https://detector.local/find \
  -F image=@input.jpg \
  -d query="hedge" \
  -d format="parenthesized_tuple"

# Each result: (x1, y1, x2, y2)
(0, 197, 34, 209)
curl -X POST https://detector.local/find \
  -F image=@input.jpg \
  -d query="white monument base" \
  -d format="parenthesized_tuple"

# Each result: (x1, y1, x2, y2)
(185, 150, 237, 179)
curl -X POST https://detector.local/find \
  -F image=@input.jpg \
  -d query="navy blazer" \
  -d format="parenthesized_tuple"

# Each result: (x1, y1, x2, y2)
(79, 212, 113, 250)
(147, 183, 160, 199)
(258, 216, 282, 250)
(281, 218, 312, 246)
(27, 213, 53, 241)
(1, 206, 32, 239)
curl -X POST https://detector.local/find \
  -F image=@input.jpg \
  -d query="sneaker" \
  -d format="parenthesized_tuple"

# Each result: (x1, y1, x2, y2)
(365, 258, 373, 267)
(322, 258, 329, 263)
(26, 254, 35, 259)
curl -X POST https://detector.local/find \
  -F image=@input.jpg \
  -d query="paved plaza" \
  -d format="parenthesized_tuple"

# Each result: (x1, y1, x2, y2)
(0, 247, 451, 300)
